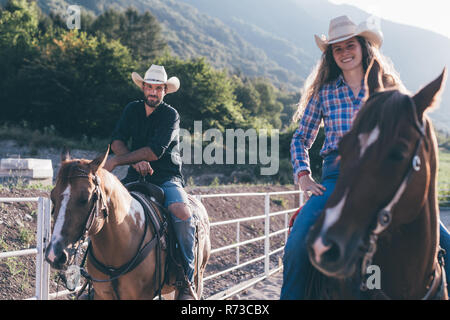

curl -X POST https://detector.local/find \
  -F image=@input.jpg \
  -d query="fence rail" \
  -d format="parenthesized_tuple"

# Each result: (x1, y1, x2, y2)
(0, 197, 51, 300)
(1, 187, 449, 300)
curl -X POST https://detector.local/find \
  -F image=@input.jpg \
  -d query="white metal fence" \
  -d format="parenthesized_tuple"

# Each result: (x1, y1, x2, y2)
(197, 190, 304, 300)
(0, 190, 304, 300)
(1, 187, 449, 300)
(0, 197, 51, 300)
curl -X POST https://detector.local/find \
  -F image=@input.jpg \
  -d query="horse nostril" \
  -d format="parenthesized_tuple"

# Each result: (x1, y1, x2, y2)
(312, 236, 342, 265)
(321, 239, 341, 264)
(59, 250, 68, 265)
(45, 243, 68, 268)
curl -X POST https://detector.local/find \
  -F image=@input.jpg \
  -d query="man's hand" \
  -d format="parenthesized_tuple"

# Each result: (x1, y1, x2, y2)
(132, 161, 154, 177)
(299, 174, 326, 201)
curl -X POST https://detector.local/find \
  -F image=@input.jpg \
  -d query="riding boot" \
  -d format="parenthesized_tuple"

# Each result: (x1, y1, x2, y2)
(170, 214, 197, 300)
(178, 278, 198, 300)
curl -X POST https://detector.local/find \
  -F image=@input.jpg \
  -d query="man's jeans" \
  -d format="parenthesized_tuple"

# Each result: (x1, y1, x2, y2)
(160, 180, 196, 284)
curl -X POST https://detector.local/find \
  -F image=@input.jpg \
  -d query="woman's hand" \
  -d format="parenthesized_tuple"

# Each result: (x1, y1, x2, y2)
(132, 161, 154, 177)
(298, 174, 326, 201)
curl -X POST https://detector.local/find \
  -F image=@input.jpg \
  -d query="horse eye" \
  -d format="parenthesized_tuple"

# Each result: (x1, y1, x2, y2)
(389, 148, 407, 161)
(77, 197, 89, 206)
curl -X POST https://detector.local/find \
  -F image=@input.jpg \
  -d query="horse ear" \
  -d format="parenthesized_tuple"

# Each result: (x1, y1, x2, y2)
(89, 145, 110, 173)
(413, 67, 447, 120)
(61, 146, 71, 162)
(364, 58, 384, 97)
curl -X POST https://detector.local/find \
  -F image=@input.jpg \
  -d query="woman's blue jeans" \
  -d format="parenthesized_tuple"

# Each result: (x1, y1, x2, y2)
(280, 153, 450, 299)
(280, 152, 340, 299)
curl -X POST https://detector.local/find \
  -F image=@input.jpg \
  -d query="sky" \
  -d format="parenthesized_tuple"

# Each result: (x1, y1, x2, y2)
(329, 0, 450, 39)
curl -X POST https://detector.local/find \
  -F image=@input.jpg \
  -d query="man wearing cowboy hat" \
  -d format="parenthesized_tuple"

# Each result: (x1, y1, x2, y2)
(105, 64, 198, 300)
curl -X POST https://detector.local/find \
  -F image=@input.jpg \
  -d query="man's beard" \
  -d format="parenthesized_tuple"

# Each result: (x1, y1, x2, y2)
(145, 95, 162, 108)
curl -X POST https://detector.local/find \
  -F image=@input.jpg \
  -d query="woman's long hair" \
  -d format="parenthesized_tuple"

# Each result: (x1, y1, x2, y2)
(292, 36, 406, 122)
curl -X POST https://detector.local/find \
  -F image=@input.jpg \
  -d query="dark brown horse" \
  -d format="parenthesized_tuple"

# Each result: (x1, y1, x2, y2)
(306, 59, 448, 299)
(45, 148, 211, 299)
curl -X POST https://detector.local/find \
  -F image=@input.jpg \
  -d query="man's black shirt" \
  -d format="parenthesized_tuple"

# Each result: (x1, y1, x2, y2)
(111, 100, 184, 186)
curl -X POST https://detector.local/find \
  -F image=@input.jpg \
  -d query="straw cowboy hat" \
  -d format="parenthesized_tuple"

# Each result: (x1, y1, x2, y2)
(132, 64, 180, 94)
(315, 15, 383, 52)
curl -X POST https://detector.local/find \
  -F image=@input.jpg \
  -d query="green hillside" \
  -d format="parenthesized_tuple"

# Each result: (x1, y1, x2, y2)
(14, 0, 450, 133)
(181, 0, 450, 132)
(26, 0, 304, 91)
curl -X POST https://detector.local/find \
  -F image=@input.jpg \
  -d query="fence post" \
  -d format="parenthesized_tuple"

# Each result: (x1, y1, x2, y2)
(42, 197, 51, 300)
(236, 221, 240, 266)
(264, 193, 270, 276)
(299, 189, 304, 208)
(35, 197, 44, 300)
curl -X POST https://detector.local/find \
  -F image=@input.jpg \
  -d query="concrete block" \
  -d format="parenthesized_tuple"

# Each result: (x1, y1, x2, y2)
(0, 158, 53, 186)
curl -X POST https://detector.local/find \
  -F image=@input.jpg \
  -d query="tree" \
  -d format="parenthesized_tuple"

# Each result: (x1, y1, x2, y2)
(88, 8, 167, 65)
(12, 30, 138, 138)
(234, 76, 285, 129)
(0, 0, 40, 116)
(155, 55, 249, 132)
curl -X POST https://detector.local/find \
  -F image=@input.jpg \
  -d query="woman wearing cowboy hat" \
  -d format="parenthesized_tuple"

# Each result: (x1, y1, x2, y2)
(105, 64, 199, 300)
(281, 15, 450, 299)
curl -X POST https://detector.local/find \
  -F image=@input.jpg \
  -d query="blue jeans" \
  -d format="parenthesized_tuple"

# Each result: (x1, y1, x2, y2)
(280, 152, 340, 300)
(280, 154, 450, 299)
(440, 222, 450, 287)
(160, 180, 196, 283)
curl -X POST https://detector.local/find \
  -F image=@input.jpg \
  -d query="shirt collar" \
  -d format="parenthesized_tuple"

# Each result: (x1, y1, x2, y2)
(335, 74, 345, 88)
(335, 74, 366, 89)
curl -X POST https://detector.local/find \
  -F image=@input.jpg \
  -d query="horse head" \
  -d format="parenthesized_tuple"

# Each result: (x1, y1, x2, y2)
(45, 147, 110, 270)
(307, 59, 447, 280)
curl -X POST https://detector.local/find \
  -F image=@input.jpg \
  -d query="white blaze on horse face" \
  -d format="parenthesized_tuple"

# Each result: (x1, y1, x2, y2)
(322, 189, 348, 234)
(358, 126, 380, 158)
(47, 185, 71, 263)
(312, 190, 348, 263)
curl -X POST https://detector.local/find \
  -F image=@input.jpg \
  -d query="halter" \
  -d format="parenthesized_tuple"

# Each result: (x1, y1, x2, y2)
(55, 167, 109, 294)
(358, 99, 446, 299)
(66, 167, 109, 235)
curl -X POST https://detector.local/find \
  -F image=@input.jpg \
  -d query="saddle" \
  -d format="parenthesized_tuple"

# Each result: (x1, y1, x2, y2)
(124, 181, 197, 292)
(124, 181, 165, 207)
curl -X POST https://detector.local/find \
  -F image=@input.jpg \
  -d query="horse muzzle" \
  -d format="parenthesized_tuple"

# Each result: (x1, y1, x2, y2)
(307, 227, 363, 279)
(45, 241, 69, 270)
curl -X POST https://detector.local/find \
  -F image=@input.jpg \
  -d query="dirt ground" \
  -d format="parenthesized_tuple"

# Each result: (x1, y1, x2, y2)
(0, 184, 299, 300)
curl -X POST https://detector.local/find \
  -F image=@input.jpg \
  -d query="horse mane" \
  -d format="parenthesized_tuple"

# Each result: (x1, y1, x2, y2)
(352, 89, 417, 148)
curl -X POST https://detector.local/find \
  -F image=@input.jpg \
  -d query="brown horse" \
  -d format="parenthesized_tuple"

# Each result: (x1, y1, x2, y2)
(45, 148, 211, 299)
(306, 59, 448, 299)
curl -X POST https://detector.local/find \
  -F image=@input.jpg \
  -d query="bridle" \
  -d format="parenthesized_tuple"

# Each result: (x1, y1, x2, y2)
(66, 167, 109, 236)
(358, 98, 446, 299)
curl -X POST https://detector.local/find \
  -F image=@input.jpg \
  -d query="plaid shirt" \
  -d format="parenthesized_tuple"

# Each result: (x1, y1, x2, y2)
(291, 74, 366, 183)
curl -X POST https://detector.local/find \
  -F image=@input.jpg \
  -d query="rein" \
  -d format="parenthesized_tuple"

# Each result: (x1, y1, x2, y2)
(358, 100, 446, 299)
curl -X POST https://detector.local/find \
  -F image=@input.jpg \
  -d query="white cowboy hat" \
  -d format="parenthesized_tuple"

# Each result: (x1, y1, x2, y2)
(131, 64, 180, 94)
(314, 15, 383, 52)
